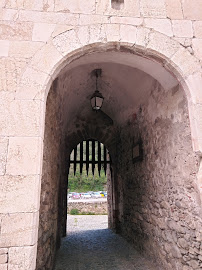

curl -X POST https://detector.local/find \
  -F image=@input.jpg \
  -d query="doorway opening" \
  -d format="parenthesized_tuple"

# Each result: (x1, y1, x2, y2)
(67, 139, 112, 227)
(36, 46, 201, 270)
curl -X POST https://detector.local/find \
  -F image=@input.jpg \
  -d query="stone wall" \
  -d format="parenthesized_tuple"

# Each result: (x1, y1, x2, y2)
(1, 0, 202, 62)
(117, 81, 202, 270)
(36, 80, 67, 270)
(68, 200, 108, 215)
(0, 248, 8, 267)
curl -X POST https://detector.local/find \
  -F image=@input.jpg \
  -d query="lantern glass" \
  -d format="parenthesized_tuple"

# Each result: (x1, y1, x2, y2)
(90, 96, 96, 110)
(90, 92, 104, 110)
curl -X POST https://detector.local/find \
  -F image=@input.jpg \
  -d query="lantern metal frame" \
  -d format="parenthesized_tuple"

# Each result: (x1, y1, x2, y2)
(90, 69, 104, 111)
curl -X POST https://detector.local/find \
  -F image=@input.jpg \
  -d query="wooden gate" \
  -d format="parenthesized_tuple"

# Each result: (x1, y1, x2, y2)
(69, 139, 111, 176)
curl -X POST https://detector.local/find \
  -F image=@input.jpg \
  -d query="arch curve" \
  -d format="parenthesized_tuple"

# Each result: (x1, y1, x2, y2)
(36, 23, 202, 270)
(18, 24, 202, 154)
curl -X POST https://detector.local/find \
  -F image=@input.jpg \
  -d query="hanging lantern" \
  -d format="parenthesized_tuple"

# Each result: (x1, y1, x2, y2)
(90, 69, 104, 111)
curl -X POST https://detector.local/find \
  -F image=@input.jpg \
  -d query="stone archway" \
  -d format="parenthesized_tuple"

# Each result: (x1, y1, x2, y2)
(36, 40, 201, 269)
(18, 24, 202, 155)
(2, 24, 202, 270)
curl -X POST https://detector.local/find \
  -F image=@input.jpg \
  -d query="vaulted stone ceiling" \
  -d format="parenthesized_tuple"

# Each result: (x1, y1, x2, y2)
(55, 51, 179, 133)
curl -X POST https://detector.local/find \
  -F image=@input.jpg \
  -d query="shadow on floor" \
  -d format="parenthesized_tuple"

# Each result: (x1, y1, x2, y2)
(54, 228, 158, 270)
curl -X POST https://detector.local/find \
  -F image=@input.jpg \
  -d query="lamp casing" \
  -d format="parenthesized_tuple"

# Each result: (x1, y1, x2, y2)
(90, 90, 104, 110)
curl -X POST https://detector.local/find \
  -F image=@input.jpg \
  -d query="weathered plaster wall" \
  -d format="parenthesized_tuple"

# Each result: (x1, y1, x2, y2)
(117, 82, 202, 270)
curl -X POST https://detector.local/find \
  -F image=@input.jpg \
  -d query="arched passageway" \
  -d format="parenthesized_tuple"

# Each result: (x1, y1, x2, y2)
(36, 47, 201, 270)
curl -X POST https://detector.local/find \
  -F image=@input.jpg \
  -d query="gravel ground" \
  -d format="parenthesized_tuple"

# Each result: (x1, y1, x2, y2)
(54, 215, 159, 270)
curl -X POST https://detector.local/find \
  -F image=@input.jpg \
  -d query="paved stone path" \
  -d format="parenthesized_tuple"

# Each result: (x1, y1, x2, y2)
(54, 215, 159, 270)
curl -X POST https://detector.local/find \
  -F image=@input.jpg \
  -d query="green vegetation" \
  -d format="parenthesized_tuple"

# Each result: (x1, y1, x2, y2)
(70, 208, 79, 215)
(69, 208, 107, 215)
(68, 165, 107, 192)
(68, 140, 108, 192)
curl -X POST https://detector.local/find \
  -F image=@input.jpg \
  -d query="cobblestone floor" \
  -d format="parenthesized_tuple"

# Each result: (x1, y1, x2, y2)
(54, 215, 159, 270)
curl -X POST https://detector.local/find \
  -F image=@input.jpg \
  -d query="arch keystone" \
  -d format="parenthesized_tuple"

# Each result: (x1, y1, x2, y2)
(105, 24, 120, 42)
(120, 24, 137, 43)
(88, 24, 107, 43)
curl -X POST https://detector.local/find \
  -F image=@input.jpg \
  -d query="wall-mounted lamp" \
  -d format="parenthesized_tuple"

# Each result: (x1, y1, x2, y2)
(90, 69, 104, 111)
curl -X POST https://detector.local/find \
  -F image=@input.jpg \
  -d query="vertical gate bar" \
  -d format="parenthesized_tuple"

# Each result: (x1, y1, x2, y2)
(80, 141, 83, 174)
(98, 141, 101, 176)
(74, 146, 77, 175)
(86, 140, 89, 175)
(92, 140, 95, 175)
(104, 145, 107, 175)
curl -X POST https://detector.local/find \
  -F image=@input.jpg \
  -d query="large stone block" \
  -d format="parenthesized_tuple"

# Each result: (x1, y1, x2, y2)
(192, 38, 202, 61)
(0, 40, 9, 57)
(0, 254, 7, 264)
(0, 264, 7, 270)
(4, 0, 54, 11)
(147, 32, 180, 59)
(0, 175, 41, 213)
(172, 20, 193, 38)
(0, 8, 18, 21)
(171, 47, 201, 77)
(6, 137, 43, 175)
(8, 245, 37, 270)
(193, 21, 202, 38)
(194, 105, 202, 139)
(140, 0, 166, 18)
(105, 24, 120, 42)
(144, 18, 173, 36)
(30, 42, 63, 76)
(32, 23, 55, 42)
(55, 0, 95, 14)
(0, 21, 33, 41)
(95, 0, 109, 15)
(16, 67, 51, 100)
(0, 212, 39, 247)
(0, 138, 8, 176)
(182, 0, 202, 20)
(52, 25, 73, 38)
(19, 10, 79, 25)
(188, 103, 202, 153)
(88, 24, 107, 44)
(0, 99, 42, 137)
(136, 27, 151, 47)
(79, 14, 109, 25)
(52, 28, 81, 55)
(186, 73, 202, 104)
(0, 249, 8, 255)
(165, 0, 183, 19)
(120, 25, 137, 43)
(9, 40, 43, 58)
(110, 16, 143, 26)
(77, 26, 90, 46)
(0, 58, 27, 92)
